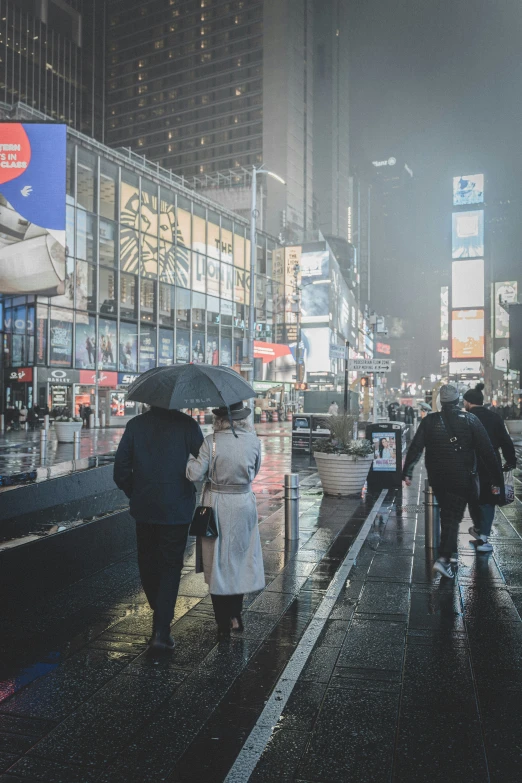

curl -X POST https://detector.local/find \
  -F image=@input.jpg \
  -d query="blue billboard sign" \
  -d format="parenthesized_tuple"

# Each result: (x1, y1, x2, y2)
(0, 122, 66, 294)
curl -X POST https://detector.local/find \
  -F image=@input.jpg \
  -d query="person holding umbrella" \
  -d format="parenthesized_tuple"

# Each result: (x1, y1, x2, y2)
(114, 403, 204, 651)
(186, 401, 265, 640)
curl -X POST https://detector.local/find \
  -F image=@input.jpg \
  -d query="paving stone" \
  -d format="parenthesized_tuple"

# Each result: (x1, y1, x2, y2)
(356, 581, 410, 616)
(336, 617, 406, 673)
(7, 756, 101, 782)
(298, 685, 399, 782)
(249, 728, 310, 782)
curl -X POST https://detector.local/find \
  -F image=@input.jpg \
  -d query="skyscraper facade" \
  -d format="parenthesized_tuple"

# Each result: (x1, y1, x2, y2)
(0, 0, 106, 137)
(105, 0, 349, 242)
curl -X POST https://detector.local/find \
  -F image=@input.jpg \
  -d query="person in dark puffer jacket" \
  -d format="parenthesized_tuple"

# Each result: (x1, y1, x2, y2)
(403, 383, 502, 579)
(463, 383, 517, 552)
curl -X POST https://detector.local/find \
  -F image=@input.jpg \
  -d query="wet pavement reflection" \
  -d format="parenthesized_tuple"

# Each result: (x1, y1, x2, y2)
(0, 439, 521, 781)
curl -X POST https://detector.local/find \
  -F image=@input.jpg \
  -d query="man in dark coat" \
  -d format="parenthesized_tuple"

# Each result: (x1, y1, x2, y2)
(403, 383, 502, 579)
(464, 383, 517, 552)
(114, 407, 204, 650)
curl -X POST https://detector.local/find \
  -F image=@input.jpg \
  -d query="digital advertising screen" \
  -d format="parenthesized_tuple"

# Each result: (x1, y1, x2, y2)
(452, 210, 484, 259)
(440, 286, 449, 340)
(372, 432, 397, 472)
(494, 281, 518, 338)
(451, 309, 485, 359)
(451, 259, 484, 308)
(453, 174, 484, 206)
(0, 122, 66, 295)
(449, 361, 482, 375)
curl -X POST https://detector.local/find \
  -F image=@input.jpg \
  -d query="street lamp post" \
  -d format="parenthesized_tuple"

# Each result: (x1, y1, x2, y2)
(248, 166, 285, 396)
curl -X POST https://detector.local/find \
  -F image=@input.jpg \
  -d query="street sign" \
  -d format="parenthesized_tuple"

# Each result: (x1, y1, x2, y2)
(349, 358, 392, 373)
(329, 344, 347, 360)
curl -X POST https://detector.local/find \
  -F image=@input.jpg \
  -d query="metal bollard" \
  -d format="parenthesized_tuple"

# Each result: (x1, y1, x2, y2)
(40, 428, 47, 465)
(89, 413, 94, 429)
(44, 414, 50, 430)
(284, 473, 300, 540)
(424, 479, 440, 549)
(100, 412, 106, 428)
(0, 414, 4, 432)
(73, 430, 81, 459)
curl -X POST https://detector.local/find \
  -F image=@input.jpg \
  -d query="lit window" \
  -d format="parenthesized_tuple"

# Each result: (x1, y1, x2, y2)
(138, 59, 146, 68)
(199, 165, 205, 173)
(137, 138, 145, 147)
(235, 86, 244, 96)
(236, 58, 242, 67)
(154, 40, 164, 50)
(138, 85, 148, 93)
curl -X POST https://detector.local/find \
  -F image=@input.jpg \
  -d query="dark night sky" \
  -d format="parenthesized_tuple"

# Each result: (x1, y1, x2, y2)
(349, 0, 522, 377)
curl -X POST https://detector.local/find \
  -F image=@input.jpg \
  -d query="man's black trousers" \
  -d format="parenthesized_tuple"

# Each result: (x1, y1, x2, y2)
(135, 522, 189, 634)
(432, 488, 470, 559)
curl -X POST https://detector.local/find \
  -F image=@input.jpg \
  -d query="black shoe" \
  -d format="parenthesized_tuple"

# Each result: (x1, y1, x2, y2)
(217, 626, 231, 641)
(230, 616, 244, 633)
(149, 630, 175, 651)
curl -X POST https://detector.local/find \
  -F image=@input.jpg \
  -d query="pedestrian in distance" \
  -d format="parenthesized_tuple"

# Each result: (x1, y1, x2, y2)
(403, 383, 502, 579)
(254, 402, 262, 424)
(463, 383, 517, 552)
(328, 400, 339, 415)
(19, 405, 28, 426)
(186, 401, 264, 640)
(114, 406, 204, 650)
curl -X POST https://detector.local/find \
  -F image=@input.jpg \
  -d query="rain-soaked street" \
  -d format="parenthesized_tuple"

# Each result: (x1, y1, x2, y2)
(1, 427, 522, 782)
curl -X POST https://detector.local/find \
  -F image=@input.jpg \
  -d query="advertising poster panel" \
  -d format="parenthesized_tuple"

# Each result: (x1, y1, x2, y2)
(451, 259, 484, 308)
(449, 361, 482, 375)
(451, 309, 485, 359)
(372, 432, 397, 472)
(452, 210, 484, 259)
(441, 286, 449, 339)
(139, 325, 156, 371)
(75, 314, 96, 369)
(0, 123, 66, 295)
(158, 328, 174, 366)
(494, 281, 517, 338)
(119, 322, 138, 372)
(453, 174, 484, 206)
(98, 318, 117, 370)
(49, 310, 73, 367)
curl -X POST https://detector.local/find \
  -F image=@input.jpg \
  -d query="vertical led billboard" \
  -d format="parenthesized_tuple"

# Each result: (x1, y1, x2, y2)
(494, 281, 518, 338)
(453, 174, 484, 206)
(0, 123, 66, 294)
(452, 210, 484, 258)
(440, 286, 449, 340)
(451, 259, 484, 308)
(451, 309, 485, 359)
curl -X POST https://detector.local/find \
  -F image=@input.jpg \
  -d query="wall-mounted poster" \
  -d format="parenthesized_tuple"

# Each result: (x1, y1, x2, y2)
(119, 322, 138, 372)
(372, 432, 397, 472)
(98, 318, 117, 370)
(75, 315, 96, 369)
(440, 286, 449, 340)
(49, 309, 72, 367)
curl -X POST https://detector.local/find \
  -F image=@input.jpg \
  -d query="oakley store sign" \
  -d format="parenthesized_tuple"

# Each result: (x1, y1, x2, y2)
(38, 368, 79, 385)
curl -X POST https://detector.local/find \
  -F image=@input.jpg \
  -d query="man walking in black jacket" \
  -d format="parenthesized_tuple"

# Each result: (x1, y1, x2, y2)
(114, 407, 204, 650)
(403, 383, 502, 578)
(463, 383, 517, 552)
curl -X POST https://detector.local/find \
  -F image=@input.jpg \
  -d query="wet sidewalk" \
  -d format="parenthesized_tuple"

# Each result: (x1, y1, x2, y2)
(1, 440, 522, 782)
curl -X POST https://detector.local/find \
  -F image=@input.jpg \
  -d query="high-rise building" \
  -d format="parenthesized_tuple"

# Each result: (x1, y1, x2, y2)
(0, 0, 106, 138)
(105, 0, 349, 242)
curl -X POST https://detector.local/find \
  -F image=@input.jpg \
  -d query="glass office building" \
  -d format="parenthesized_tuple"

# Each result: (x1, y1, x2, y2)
(1, 118, 283, 421)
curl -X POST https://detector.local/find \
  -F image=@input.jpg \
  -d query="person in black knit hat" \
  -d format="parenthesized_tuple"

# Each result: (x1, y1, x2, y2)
(463, 383, 517, 552)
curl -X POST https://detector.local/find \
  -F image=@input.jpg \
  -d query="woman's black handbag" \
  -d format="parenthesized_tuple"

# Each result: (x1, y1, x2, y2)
(189, 435, 218, 538)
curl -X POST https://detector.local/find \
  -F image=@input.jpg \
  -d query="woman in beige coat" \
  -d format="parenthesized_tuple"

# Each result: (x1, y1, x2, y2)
(186, 401, 264, 639)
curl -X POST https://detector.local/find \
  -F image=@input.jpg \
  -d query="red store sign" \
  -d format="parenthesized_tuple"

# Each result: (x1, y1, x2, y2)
(8, 367, 33, 383)
(79, 370, 118, 387)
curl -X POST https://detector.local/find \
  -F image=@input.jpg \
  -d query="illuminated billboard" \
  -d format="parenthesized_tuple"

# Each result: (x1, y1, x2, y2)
(494, 281, 517, 338)
(452, 210, 484, 259)
(440, 286, 449, 340)
(451, 309, 484, 359)
(0, 122, 66, 294)
(451, 259, 484, 308)
(449, 361, 482, 375)
(453, 174, 484, 206)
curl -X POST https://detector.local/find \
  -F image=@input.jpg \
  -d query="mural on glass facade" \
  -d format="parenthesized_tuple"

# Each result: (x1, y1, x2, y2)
(120, 181, 190, 286)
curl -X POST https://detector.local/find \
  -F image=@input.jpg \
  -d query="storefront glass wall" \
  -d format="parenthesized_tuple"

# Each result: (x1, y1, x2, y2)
(2, 139, 281, 395)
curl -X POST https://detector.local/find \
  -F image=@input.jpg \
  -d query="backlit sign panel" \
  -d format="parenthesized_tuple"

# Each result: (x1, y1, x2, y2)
(452, 210, 484, 259)
(451, 259, 484, 308)
(453, 174, 484, 206)
(494, 281, 517, 338)
(451, 309, 484, 359)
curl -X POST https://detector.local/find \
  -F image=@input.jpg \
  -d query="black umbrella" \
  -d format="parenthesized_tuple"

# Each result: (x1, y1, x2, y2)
(126, 363, 255, 410)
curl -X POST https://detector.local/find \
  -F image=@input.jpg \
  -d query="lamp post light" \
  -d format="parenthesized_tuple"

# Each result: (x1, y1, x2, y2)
(248, 166, 285, 395)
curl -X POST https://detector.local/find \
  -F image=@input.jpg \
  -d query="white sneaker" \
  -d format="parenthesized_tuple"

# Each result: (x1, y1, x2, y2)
(433, 558, 455, 579)
(476, 539, 493, 552)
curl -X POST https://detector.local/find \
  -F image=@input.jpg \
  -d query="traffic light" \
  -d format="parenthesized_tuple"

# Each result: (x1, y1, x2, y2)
(294, 382, 308, 390)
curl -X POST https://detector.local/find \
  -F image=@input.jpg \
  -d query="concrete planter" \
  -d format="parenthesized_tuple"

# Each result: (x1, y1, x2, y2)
(506, 420, 522, 437)
(314, 452, 373, 496)
(54, 421, 83, 443)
